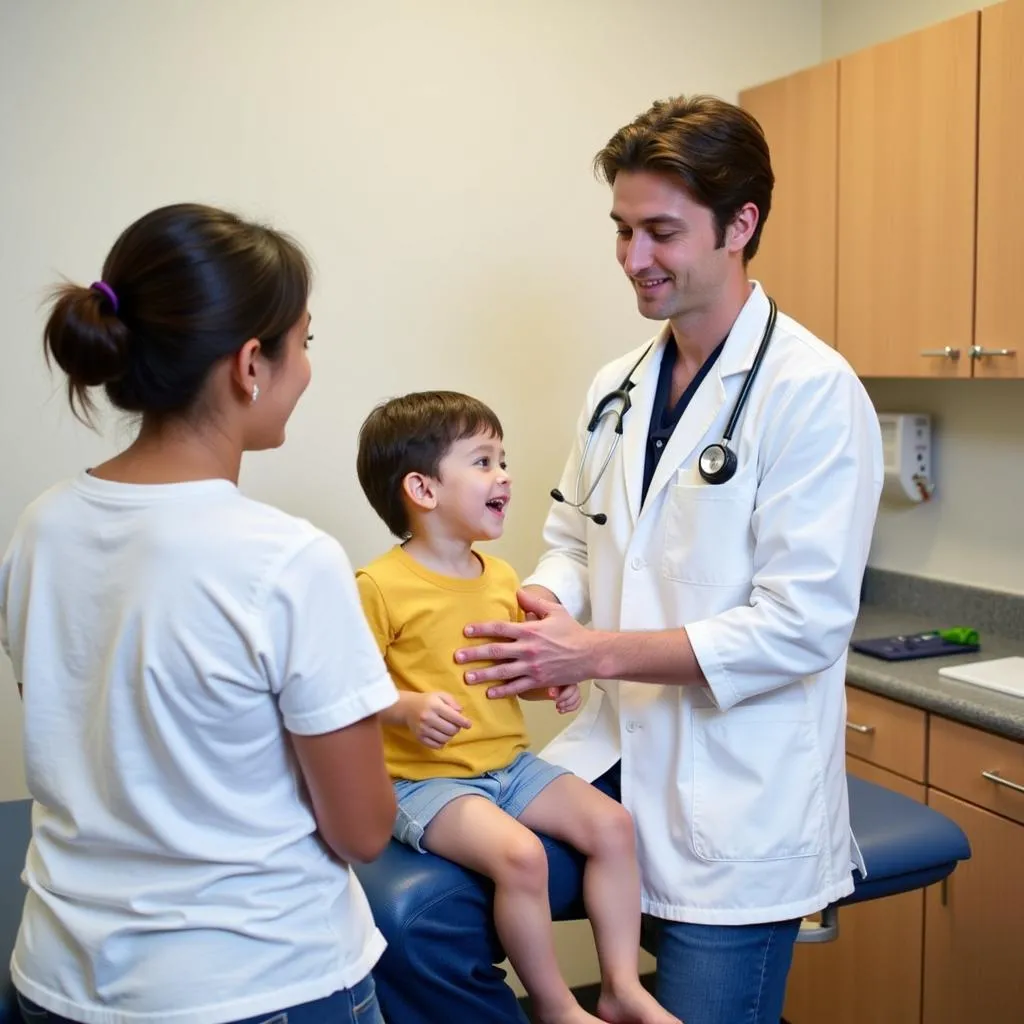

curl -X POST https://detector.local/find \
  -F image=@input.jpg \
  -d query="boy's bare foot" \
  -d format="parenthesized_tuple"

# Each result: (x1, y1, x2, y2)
(596, 981, 681, 1024)
(533, 998, 606, 1024)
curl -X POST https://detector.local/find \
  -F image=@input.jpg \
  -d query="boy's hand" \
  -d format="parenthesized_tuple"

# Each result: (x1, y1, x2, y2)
(552, 683, 581, 714)
(404, 692, 473, 749)
(518, 683, 582, 713)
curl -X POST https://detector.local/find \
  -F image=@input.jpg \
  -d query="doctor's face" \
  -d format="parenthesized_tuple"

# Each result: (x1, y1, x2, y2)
(611, 170, 733, 324)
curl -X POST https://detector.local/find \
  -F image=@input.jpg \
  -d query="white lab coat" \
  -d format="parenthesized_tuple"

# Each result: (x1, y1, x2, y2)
(526, 283, 884, 925)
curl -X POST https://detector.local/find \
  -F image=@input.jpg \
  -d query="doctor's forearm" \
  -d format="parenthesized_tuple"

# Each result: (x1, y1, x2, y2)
(589, 627, 707, 687)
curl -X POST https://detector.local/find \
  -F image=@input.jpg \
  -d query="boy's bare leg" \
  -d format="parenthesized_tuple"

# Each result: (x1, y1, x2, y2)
(423, 795, 604, 1024)
(518, 777, 681, 1024)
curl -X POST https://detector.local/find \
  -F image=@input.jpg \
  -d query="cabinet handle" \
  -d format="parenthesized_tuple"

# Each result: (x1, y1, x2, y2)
(981, 770, 1024, 795)
(846, 721, 875, 735)
(920, 347, 960, 360)
(970, 346, 1017, 359)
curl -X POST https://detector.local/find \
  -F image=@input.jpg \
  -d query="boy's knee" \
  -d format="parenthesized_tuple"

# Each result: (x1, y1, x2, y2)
(494, 830, 548, 890)
(588, 801, 636, 859)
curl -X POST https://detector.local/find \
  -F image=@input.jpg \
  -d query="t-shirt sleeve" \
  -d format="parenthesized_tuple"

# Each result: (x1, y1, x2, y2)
(263, 534, 397, 736)
(355, 570, 393, 658)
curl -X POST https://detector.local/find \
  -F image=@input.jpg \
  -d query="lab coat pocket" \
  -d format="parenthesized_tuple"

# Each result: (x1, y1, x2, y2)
(662, 483, 753, 587)
(691, 706, 825, 862)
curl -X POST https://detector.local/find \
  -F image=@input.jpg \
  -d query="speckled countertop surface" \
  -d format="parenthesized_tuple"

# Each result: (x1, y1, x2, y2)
(848, 606, 1024, 742)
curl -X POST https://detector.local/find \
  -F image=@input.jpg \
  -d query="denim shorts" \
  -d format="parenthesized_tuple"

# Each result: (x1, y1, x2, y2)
(393, 750, 570, 852)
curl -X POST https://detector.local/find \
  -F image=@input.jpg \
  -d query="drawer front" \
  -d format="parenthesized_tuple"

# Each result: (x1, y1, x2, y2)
(844, 686, 927, 781)
(847, 755, 926, 803)
(928, 715, 1024, 826)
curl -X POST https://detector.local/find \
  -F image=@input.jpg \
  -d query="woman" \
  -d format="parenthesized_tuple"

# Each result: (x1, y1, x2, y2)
(0, 204, 398, 1024)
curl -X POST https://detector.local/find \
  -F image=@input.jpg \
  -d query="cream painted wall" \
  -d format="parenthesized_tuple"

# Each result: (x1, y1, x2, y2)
(822, 0, 1024, 596)
(0, 0, 822, 991)
(865, 379, 1024, 595)
(822, 0, 999, 57)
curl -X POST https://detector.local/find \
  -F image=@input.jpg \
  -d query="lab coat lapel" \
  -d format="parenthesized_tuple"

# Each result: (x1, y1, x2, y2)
(638, 284, 771, 517)
(619, 329, 668, 525)
(639, 365, 727, 516)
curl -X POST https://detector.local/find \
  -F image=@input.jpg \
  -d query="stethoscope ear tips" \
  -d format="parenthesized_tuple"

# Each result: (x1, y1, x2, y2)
(698, 442, 738, 485)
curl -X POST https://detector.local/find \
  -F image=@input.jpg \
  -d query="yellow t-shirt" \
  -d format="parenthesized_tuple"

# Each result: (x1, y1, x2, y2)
(355, 545, 528, 781)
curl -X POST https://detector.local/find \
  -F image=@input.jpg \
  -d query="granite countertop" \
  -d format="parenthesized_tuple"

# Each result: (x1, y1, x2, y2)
(848, 606, 1024, 742)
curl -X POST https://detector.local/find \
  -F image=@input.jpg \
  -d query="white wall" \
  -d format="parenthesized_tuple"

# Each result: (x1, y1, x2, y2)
(0, 0, 822, 989)
(822, 0, 1024, 596)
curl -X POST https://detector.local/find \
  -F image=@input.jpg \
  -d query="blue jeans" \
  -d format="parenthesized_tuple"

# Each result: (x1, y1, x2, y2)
(647, 916, 800, 1024)
(16, 974, 385, 1024)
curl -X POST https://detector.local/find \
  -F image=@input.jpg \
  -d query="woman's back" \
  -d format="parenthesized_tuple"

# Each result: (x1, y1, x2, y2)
(2, 472, 393, 1021)
(0, 203, 397, 1024)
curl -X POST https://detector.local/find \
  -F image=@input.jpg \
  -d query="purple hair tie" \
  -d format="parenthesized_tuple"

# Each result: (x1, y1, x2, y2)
(89, 280, 119, 314)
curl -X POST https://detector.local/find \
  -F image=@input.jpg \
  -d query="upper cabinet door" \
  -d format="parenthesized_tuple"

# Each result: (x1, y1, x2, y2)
(836, 13, 979, 378)
(741, 62, 838, 347)
(974, 0, 1024, 379)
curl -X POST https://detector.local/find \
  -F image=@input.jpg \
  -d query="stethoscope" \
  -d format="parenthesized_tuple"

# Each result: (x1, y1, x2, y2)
(551, 298, 778, 526)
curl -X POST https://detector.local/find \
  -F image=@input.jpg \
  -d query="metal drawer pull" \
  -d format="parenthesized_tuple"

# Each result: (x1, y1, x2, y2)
(846, 721, 876, 735)
(981, 770, 1024, 795)
(970, 346, 1017, 359)
(920, 347, 960, 360)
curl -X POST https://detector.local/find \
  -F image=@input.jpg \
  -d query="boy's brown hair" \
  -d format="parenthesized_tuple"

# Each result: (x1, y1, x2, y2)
(357, 391, 503, 538)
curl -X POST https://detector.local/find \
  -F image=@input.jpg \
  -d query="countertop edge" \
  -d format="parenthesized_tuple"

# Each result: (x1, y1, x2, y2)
(846, 662, 1024, 743)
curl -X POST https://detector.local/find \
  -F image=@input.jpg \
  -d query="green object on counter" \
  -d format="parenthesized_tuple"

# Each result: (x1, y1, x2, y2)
(938, 627, 979, 646)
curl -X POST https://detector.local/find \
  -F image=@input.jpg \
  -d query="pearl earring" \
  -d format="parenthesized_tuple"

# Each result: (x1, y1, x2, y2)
(251, 384, 260, 403)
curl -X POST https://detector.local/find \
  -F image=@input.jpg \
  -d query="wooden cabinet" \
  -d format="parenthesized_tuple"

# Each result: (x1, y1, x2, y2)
(922, 790, 1024, 1023)
(844, 687, 926, 781)
(928, 714, 1024, 826)
(922, 715, 1024, 1023)
(784, 694, 1024, 1024)
(783, 688, 927, 1024)
(741, 3, 1024, 381)
(835, 12, 979, 378)
(739, 62, 838, 346)
(974, 0, 1024, 379)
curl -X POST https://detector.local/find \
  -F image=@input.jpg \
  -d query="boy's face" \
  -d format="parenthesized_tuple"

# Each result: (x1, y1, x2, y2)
(431, 430, 511, 543)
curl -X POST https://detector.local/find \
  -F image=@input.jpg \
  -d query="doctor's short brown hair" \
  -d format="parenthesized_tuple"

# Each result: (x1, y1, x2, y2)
(357, 391, 504, 539)
(594, 94, 774, 263)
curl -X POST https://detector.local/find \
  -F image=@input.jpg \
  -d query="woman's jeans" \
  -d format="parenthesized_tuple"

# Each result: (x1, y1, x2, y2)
(16, 973, 385, 1024)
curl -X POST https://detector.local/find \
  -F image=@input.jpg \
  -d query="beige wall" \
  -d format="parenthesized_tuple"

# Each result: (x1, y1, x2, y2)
(865, 379, 1024, 595)
(822, 0, 999, 57)
(822, 0, 1024, 596)
(0, 0, 822, 990)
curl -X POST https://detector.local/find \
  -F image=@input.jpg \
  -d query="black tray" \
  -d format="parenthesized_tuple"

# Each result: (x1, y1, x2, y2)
(851, 632, 980, 662)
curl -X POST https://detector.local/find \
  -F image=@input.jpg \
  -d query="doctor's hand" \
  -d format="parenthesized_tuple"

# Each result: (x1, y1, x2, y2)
(402, 692, 473, 749)
(457, 588, 597, 699)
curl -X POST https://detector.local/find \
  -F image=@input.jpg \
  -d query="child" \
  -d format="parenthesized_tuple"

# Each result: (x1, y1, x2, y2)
(355, 391, 678, 1024)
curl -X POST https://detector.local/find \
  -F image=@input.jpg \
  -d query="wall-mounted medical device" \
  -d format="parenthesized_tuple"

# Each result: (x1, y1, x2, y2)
(878, 413, 934, 505)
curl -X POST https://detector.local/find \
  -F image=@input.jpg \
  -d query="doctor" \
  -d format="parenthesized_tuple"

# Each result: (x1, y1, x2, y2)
(459, 94, 884, 1024)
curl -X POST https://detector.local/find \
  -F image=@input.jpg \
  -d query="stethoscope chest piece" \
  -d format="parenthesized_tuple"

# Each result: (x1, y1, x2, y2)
(698, 442, 737, 485)
(553, 296, 777, 519)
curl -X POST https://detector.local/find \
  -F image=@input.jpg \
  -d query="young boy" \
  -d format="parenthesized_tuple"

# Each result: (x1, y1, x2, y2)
(355, 391, 678, 1024)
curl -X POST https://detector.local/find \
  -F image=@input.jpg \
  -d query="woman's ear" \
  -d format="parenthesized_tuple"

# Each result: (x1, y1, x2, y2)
(231, 338, 263, 402)
(402, 471, 438, 512)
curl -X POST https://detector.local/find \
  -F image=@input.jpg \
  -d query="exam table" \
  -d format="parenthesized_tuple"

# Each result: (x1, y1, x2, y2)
(0, 774, 970, 1023)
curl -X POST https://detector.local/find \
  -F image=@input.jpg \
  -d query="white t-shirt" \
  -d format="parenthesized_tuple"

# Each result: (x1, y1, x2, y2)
(0, 472, 398, 1024)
